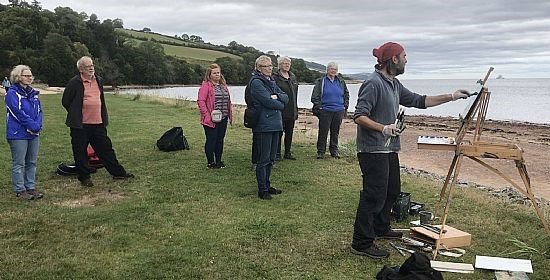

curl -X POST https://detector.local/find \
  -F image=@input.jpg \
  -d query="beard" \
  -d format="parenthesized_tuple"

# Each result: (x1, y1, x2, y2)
(389, 60, 405, 76)
(396, 64, 405, 75)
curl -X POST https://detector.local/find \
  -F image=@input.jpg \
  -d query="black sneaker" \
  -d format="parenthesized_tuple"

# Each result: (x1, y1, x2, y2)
(376, 229, 403, 239)
(351, 244, 389, 259)
(258, 192, 272, 200)
(316, 153, 324, 159)
(16, 191, 34, 200)
(216, 161, 226, 168)
(283, 154, 296, 160)
(80, 178, 94, 187)
(113, 173, 135, 180)
(268, 187, 282, 195)
(331, 153, 340, 159)
(27, 189, 43, 199)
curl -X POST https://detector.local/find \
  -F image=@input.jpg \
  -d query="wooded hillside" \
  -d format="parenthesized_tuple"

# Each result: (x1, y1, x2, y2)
(0, 1, 323, 86)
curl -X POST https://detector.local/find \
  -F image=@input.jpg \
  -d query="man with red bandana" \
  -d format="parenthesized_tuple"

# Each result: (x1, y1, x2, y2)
(350, 42, 470, 258)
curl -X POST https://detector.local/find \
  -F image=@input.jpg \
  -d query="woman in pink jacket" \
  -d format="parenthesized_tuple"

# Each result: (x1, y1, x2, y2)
(197, 64, 233, 169)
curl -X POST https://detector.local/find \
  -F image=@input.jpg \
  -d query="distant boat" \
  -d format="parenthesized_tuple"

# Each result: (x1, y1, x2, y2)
(496, 74, 504, 79)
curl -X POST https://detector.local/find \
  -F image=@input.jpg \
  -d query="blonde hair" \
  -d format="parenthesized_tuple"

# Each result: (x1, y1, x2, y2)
(203, 63, 226, 85)
(10, 65, 32, 84)
(255, 55, 272, 70)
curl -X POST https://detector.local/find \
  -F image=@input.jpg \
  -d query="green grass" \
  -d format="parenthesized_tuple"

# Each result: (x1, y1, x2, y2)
(0, 94, 549, 279)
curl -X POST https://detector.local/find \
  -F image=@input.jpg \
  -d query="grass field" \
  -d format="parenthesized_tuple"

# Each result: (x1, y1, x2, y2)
(0, 94, 548, 279)
(118, 29, 241, 65)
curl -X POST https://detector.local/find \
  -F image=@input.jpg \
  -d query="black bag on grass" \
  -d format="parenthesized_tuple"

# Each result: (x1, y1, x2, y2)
(56, 163, 97, 176)
(156, 127, 189, 151)
(376, 252, 443, 280)
(56, 163, 78, 176)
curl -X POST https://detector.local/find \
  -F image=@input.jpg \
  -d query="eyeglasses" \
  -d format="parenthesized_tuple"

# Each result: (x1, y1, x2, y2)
(21, 75, 34, 78)
(259, 65, 273, 68)
(82, 65, 94, 69)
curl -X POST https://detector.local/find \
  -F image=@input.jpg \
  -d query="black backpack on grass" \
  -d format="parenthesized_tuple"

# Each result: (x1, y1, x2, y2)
(376, 252, 443, 280)
(156, 127, 189, 151)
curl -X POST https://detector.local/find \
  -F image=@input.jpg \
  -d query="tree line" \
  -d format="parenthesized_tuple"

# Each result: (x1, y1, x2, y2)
(0, 1, 323, 86)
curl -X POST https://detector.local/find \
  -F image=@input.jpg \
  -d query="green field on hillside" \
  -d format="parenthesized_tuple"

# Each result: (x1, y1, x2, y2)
(117, 29, 241, 65)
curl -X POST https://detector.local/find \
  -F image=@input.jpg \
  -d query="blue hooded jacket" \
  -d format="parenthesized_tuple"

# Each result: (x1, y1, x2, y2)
(5, 83, 42, 140)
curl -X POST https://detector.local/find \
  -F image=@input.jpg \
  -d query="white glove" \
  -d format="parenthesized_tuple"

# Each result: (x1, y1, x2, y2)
(382, 124, 401, 137)
(451, 90, 470, 101)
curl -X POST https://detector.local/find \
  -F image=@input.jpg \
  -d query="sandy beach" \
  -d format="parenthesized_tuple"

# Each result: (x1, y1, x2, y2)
(298, 113, 550, 201)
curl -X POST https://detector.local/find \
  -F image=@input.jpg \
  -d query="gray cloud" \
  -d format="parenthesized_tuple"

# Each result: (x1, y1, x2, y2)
(34, 0, 550, 78)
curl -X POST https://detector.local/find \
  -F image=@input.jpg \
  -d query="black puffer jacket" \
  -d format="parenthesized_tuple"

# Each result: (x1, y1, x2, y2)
(273, 71, 299, 121)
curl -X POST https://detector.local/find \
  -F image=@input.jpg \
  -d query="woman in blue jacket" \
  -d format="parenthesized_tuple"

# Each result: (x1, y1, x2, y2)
(250, 55, 288, 200)
(4, 65, 43, 200)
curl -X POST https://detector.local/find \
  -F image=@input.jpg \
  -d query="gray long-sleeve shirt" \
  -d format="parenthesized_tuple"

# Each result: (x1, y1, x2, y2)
(353, 70, 426, 153)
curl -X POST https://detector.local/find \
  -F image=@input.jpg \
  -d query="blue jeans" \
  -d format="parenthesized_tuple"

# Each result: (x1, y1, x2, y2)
(254, 132, 279, 193)
(8, 138, 40, 193)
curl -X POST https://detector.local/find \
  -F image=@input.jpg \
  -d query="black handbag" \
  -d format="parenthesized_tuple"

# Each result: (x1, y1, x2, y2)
(244, 107, 259, 128)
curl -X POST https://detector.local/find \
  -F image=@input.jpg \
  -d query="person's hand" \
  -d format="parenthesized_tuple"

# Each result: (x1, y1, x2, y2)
(382, 124, 401, 137)
(27, 129, 40, 136)
(451, 90, 470, 101)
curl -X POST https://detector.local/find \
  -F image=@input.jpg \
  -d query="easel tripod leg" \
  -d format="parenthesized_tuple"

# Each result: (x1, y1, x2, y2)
(433, 154, 464, 259)
(516, 161, 550, 237)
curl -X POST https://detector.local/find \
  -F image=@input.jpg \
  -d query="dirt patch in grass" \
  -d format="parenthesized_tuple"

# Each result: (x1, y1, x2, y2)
(53, 191, 125, 208)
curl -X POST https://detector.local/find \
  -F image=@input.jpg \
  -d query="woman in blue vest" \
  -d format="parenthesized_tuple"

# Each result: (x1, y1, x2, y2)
(311, 62, 350, 159)
(4, 65, 43, 200)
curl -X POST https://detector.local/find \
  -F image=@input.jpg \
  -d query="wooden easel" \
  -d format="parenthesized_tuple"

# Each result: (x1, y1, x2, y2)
(417, 67, 550, 259)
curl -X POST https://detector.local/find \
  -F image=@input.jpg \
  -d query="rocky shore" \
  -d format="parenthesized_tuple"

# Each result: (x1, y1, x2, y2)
(297, 112, 550, 203)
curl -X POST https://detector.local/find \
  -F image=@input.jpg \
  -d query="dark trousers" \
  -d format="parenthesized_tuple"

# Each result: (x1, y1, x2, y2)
(254, 132, 279, 193)
(316, 109, 345, 155)
(203, 117, 228, 164)
(251, 132, 259, 164)
(70, 124, 127, 182)
(352, 152, 401, 250)
(277, 119, 295, 156)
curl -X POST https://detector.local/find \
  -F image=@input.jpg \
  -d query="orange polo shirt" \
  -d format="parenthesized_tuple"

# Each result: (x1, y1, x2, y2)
(81, 74, 102, 124)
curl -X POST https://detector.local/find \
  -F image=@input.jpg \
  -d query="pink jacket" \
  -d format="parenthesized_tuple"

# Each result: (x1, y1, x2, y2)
(197, 81, 232, 128)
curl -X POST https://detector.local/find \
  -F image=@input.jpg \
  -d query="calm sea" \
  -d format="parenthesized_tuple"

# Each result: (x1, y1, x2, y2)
(126, 78, 550, 125)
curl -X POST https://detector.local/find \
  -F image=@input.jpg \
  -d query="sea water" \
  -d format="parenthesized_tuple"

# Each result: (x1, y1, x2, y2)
(126, 78, 550, 124)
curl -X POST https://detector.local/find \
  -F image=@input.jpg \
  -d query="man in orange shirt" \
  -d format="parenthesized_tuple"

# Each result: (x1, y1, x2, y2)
(62, 56, 134, 187)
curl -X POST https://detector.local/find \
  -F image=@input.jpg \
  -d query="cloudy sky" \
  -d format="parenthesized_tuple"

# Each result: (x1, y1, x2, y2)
(25, 0, 550, 78)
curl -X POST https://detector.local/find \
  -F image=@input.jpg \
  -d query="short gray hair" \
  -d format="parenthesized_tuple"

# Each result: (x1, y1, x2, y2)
(326, 62, 338, 72)
(255, 55, 272, 70)
(76, 56, 93, 70)
(277, 56, 291, 66)
(10, 65, 32, 84)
